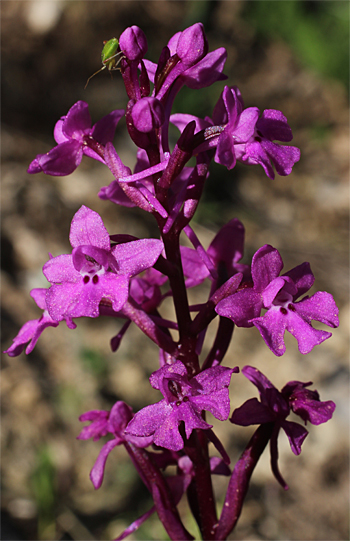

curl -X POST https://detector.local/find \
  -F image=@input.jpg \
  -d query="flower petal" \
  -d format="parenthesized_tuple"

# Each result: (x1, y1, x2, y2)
(126, 401, 170, 438)
(285, 309, 333, 354)
(43, 254, 79, 284)
(215, 130, 236, 169)
(153, 411, 189, 451)
(261, 140, 300, 177)
(53, 118, 67, 144)
(281, 420, 308, 455)
(231, 397, 275, 426)
(191, 388, 231, 420)
(30, 288, 48, 310)
(28, 140, 83, 176)
(262, 276, 287, 307)
(256, 109, 293, 142)
(294, 291, 339, 328)
(252, 308, 289, 356)
(69, 206, 111, 250)
(216, 288, 262, 327)
(112, 239, 163, 277)
(251, 245, 283, 292)
(193, 366, 236, 393)
(170, 113, 211, 134)
(283, 262, 314, 297)
(4, 319, 46, 357)
(175, 402, 212, 440)
(90, 439, 120, 489)
(63, 101, 91, 138)
(208, 218, 245, 268)
(233, 107, 260, 143)
(182, 48, 227, 89)
(241, 366, 276, 393)
(91, 109, 125, 145)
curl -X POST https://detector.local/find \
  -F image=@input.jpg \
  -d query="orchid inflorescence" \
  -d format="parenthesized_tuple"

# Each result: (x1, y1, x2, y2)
(5, 23, 338, 540)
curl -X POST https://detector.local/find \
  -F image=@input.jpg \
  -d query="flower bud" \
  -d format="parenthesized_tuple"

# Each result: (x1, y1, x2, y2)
(176, 23, 208, 67)
(132, 98, 165, 133)
(119, 26, 148, 61)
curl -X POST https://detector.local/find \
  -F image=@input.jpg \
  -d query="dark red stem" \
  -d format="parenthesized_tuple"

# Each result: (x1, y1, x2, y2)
(184, 430, 218, 540)
(215, 423, 274, 540)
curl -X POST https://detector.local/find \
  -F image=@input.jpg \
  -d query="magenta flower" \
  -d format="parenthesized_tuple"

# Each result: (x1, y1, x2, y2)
(181, 218, 250, 288)
(78, 401, 153, 489)
(213, 86, 300, 178)
(211, 85, 249, 170)
(216, 244, 339, 356)
(172, 86, 300, 179)
(4, 288, 76, 357)
(43, 206, 163, 320)
(143, 23, 227, 99)
(126, 361, 238, 451)
(27, 101, 124, 176)
(231, 366, 335, 488)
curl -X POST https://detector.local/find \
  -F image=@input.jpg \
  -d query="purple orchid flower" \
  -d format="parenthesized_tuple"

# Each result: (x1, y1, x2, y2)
(3, 288, 76, 357)
(231, 366, 335, 488)
(172, 86, 300, 179)
(78, 401, 153, 490)
(125, 360, 238, 451)
(181, 218, 250, 288)
(142, 23, 227, 114)
(79, 404, 194, 540)
(213, 86, 301, 178)
(27, 101, 124, 176)
(42, 206, 164, 320)
(216, 244, 339, 356)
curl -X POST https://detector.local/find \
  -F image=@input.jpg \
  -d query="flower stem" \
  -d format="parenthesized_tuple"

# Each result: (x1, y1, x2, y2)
(125, 442, 194, 540)
(215, 423, 274, 540)
(184, 430, 217, 540)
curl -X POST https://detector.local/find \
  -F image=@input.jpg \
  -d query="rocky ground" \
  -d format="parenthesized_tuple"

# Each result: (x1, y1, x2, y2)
(1, 2, 349, 540)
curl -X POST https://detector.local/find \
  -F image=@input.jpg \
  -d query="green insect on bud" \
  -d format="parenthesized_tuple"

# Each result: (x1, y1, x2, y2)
(101, 38, 120, 70)
(85, 38, 124, 89)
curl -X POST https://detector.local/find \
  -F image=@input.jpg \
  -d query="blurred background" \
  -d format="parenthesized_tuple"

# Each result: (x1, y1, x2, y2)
(1, 1, 349, 539)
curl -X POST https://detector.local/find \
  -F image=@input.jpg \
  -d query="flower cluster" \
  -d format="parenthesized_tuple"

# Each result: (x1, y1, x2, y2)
(5, 23, 338, 541)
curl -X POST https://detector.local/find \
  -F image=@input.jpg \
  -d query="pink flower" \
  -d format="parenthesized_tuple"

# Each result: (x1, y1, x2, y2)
(28, 101, 124, 176)
(126, 361, 238, 451)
